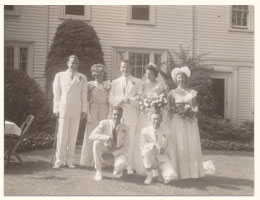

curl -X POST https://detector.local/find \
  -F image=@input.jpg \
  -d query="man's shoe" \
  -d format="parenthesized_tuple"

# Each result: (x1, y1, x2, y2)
(113, 171, 123, 178)
(67, 164, 75, 169)
(127, 169, 134, 174)
(94, 170, 102, 181)
(53, 163, 62, 169)
(144, 171, 153, 185)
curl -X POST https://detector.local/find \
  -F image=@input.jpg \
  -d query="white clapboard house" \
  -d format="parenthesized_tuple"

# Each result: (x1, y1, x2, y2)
(4, 5, 254, 123)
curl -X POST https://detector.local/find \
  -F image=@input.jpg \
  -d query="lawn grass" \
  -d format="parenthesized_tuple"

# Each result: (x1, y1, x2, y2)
(4, 146, 254, 196)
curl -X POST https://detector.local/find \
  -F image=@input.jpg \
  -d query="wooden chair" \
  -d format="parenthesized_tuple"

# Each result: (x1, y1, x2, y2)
(4, 115, 34, 165)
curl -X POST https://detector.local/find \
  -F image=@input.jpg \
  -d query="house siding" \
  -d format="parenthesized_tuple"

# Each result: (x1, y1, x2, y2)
(4, 5, 254, 123)
(194, 5, 254, 123)
(4, 5, 48, 89)
(47, 5, 193, 80)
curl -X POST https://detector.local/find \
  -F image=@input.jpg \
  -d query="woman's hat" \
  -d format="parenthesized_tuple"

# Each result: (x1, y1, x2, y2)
(171, 66, 191, 83)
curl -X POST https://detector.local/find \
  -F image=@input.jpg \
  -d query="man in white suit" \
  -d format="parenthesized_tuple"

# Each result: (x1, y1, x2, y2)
(140, 110, 177, 184)
(53, 55, 88, 169)
(109, 60, 141, 174)
(89, 106, 130, 181)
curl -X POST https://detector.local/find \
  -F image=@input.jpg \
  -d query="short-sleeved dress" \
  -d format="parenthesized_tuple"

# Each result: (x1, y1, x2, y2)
(168, 88, 205, 179)
(80, 80, 110, 167)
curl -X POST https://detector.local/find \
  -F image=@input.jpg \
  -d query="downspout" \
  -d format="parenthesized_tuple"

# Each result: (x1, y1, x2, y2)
(45, 5, 49, 92)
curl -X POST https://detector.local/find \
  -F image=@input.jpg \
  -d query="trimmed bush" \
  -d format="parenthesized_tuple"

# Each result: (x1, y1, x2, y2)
(45, 19, 105, 99)
(4, 68, 55, 135)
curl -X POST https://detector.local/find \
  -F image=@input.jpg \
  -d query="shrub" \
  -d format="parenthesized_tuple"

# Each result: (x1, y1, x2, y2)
(4, 68, 55, 134)
(163, 46, 217, 116)
(45, 19, 105, 99)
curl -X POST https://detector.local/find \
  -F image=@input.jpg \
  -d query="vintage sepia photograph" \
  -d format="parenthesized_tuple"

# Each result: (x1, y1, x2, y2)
(2, 1, 256, 197)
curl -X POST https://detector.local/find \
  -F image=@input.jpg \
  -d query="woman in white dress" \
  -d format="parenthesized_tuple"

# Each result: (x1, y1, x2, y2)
(168, 66, 205, 179)
(133, 63, 168, 176)
(80, 64, 111, 167)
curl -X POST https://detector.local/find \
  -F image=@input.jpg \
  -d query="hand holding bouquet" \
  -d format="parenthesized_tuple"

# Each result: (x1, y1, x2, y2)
(175, 102, 198, 120)
(139, 93, 168, 113)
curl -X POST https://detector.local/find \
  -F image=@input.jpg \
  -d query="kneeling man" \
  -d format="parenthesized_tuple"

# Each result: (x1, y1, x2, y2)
(89, 106, 129, 181)
(140, 110, 177, 184)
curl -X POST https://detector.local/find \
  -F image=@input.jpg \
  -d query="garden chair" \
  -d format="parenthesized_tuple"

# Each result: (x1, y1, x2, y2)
(4, 115, 34, 166)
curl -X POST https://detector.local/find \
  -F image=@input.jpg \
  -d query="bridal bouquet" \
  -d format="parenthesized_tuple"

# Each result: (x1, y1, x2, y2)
(139, 93, 168, 112)
(175, 102, 198, 120)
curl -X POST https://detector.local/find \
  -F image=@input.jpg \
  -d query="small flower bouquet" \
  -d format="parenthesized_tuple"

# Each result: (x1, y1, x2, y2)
(139, 93, 168, 113)
(103, 81, 111, 91)
(175, 102, 198, 120)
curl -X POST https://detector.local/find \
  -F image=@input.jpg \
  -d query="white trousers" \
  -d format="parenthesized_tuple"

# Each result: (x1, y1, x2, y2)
(126, 124, 137, 170)
(142, 148, 177, 181)
(93, 140, 127, 172)
(55, 118, 80, 166)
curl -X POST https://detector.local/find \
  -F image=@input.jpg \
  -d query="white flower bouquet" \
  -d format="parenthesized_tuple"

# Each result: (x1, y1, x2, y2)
(139, 93, 168, 113)
(175, 102, 198, 120)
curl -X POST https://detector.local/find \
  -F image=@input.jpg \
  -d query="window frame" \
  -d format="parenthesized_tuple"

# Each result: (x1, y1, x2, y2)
(4, 41, 34, 78)
(112, 47, 166, 79)
(229, 5, 254, 32)
(126, 5, 156, 25)
(4, 5, 21, 16)
(60, 5, 91, 21)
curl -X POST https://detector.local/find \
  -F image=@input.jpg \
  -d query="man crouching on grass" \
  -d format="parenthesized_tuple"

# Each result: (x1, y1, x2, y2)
(89, 106, 130, 181)
(140, 110, 177, 184)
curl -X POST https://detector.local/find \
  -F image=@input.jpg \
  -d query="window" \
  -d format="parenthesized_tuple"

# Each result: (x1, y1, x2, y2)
(129, 52, 150, 78)
(4, 42, 33, 77)
(113, 48, 167, 79)
(127, 5, 156, 25)
(60, 5, 91, 20)
(4, 5, 20, 16)
(229, 5, 254, 32)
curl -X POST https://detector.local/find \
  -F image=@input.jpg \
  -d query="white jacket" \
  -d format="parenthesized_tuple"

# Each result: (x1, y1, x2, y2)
(53, 70, 88, 118)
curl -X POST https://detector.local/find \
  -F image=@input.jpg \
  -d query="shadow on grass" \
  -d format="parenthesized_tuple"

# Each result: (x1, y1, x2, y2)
(4, 160, 54, 175)
(169, 175, 254, 191)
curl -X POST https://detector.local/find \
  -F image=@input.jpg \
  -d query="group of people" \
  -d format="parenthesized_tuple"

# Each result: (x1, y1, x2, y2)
(52, 54, 207, 185)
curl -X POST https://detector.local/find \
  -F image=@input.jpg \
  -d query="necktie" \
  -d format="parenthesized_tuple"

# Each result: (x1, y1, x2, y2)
(123, 78, 128, 94)
(112, 126, 117, 147)
(154, 130, 159, 142)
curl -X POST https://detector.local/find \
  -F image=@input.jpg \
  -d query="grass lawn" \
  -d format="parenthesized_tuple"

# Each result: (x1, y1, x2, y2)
(4, 146, 254, 196)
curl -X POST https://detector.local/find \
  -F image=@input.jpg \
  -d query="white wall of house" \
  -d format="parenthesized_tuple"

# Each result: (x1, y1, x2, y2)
(193, 5, 254, 123)
(4, 5, 48, 89)
(4, 5, 254, 123)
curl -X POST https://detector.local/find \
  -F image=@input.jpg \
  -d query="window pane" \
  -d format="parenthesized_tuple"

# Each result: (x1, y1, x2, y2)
(20, 48, 28, 72)
(4, 47, 14, 68)
(132, 5, 149, 20)
(238, 5, 242, 10)
(232, 5, 237, 9)
(243, 18, 247, 26)
(154, 54, 162, 67)
(129, 52, 149, 79)
(243, 5, 248, 10)
(65, 5, 84, 16)
(4, 5, 14, 11)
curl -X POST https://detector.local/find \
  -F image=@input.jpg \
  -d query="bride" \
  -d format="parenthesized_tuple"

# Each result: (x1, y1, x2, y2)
(133, 63, 169, 176)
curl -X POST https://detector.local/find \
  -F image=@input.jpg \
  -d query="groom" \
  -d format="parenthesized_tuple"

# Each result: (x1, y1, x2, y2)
(89, 106, 130, 181)
(109, 60, 141, 174)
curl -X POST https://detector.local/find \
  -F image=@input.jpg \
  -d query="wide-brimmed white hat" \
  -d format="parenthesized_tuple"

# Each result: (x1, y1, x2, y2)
(171, 66, 191, 83)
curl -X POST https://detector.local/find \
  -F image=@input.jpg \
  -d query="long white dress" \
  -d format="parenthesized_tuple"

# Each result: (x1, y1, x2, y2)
(133, 81, 168, 175)
(80, 81, 110, 167)
(168, 88, 205, 179)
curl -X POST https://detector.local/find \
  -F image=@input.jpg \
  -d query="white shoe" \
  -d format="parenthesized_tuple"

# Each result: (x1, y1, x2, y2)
(144, 171, 153, 185)
(67, 164, 75, 169)
(114, 171, 123, 178)
(127, 169, 134, 174)
(53, 163, 62, 169)
(94, 170, 102, 181)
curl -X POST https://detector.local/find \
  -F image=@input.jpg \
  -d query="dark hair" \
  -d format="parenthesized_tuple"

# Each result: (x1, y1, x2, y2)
(112, 106, 123, 114)
(67, 55, 79, 62)
(145, 63, 159, 78)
